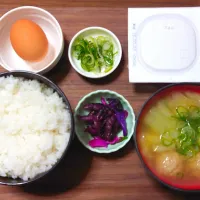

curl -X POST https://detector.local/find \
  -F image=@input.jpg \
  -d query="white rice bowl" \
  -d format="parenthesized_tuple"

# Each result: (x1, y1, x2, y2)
(0, 76, 71, 181)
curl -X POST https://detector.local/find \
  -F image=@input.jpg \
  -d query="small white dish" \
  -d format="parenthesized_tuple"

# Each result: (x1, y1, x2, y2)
(68, 27, 122, 78)
(0, 6, 64, 74)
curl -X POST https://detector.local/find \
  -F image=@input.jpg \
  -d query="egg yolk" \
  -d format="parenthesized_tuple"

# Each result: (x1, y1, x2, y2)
(10, 19, 48, 62)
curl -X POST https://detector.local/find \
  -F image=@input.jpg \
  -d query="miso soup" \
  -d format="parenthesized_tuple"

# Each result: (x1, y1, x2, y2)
(137, 86, 200, 190)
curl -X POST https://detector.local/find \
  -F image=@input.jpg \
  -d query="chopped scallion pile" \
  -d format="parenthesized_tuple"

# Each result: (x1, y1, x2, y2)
(72, 36, 117, 73)
(161, 106, 200, 157)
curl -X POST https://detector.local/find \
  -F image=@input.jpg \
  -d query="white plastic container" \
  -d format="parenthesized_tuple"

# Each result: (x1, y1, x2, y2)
(0, 6, 64, 74)
(128, 7, 200, 83)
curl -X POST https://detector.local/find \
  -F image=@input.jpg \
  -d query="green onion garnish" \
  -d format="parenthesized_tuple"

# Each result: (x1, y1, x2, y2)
(161, 131, 173, 146)
(72, 36, 117, 73)
(161, 106, 200, 157)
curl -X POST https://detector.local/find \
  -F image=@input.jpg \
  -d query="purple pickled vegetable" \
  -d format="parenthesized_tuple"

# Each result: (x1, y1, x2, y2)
(107, 109, 114, 116)
(113, 120, 121, 134)
(79, 97, 129, 148)
(103, 115, 117, 141)
(89, 137, 108, 148)
(84, 120, 101, 135)
(88, 136, 126, 148)
(107, 114, 116, 125)
(89, 110, 97, 116)
(97, 107, 114, 121)
(124, 110, 128, 118)
(96, 109, 104, 121)
(101, 97, 107, 105)
(78, 115, 96, 122)
(85, 126, 98, 135)
(84, 111, 97, 125)
(107, 98, 123, 111)
(104, 108, 114, 118)
(103, 132, 115, 141)
(93, 121, 101, 130)
(115, 111, 127, 136)
(108, 136, 123, 145)
(84, 103, 104, 111)
(106, 98, 128, 136)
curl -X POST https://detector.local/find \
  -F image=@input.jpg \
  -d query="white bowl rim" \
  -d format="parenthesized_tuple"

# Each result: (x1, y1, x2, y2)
(68, 26, 122, 79)
(0, 6, 64, 74)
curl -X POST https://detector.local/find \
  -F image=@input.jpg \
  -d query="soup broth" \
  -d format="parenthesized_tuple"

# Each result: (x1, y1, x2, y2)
(138, 90, 200, 189)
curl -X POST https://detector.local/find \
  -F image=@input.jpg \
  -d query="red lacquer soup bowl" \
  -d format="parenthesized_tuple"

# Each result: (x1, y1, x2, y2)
(134, 83, 200, 192)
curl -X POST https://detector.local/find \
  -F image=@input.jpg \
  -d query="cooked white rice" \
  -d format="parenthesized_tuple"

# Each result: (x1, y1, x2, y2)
(0, 76, 71, 181)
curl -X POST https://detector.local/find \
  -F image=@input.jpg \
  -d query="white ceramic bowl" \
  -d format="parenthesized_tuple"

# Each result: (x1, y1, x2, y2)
(68, 27, 122, 78)
(0, 6, 64, 74)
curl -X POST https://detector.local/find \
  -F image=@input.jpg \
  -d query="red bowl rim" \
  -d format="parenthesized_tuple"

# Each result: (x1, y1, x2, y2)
(134, 83, 200, 193)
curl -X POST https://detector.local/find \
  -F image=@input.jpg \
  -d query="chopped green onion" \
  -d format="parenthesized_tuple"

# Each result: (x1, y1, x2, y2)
(181, 126, 195, 140)
(102, 42, 111, 51)
(120, 136, 128, 142)
(104, 66, 113, 73)
(103, 55, 113, 66)
(72, 36, 117, 73)
(161, 131, 173, 146)
(176, 106, 189, 120)
(162, 105, 200, 157)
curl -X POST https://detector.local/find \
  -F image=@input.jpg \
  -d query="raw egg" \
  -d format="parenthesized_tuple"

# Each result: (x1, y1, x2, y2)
(10, 19, 48, 62)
